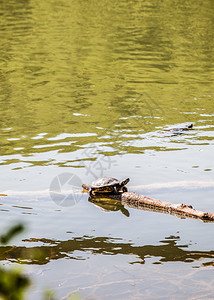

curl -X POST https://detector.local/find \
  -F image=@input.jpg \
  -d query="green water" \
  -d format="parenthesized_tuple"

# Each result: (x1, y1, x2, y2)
(0, 0, 214, 299)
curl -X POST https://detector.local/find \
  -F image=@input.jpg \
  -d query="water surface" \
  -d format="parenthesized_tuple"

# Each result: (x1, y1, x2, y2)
(0, 0, 214, 299)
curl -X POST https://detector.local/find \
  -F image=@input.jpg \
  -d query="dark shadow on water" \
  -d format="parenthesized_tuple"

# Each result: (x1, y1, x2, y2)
(88, 196, 130, 217)
(0, 235, 214, 267)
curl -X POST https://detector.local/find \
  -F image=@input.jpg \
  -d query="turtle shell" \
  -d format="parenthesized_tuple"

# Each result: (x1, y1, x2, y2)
(91, 177, 120, 188)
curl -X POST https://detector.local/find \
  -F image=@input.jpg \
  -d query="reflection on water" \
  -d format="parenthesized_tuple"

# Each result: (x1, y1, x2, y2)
(0, 0, 214, 167)
(89, 196, 130, 217)
(1, 235, 214, 267)
(88, 194, 214, 222)
(1, 122, 213, 169)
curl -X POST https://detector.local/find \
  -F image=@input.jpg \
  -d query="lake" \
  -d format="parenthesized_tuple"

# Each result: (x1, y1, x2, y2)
(0, 0, 214, 299)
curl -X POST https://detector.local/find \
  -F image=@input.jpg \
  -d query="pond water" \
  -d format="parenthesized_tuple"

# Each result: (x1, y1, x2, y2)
(0, 0, 214, 299)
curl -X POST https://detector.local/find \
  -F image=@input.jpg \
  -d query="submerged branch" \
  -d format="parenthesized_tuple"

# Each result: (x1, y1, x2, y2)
(82, 184, 214, 222)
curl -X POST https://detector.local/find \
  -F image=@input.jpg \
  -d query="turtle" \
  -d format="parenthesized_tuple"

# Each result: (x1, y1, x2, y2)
(179, 123, 193, 131)
(170, 123, 193, 135)
(88, 177, 129, 196)
(162, 123, 193, 135)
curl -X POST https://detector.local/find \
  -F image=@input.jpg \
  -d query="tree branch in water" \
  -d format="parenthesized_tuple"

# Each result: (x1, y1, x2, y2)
(82, 184, 214, 222)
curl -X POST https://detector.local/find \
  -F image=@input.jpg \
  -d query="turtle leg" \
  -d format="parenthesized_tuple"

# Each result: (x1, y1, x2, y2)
(113, 186, 120, 194)
(122, 186, 128, 192)
(89, 188, 94, 197)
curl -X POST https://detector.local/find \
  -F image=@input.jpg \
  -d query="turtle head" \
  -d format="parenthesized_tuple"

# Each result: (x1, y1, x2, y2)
(121, 178, 130, 186)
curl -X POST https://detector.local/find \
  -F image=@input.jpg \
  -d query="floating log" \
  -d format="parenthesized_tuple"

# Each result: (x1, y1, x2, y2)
(82, 184, 214, 222)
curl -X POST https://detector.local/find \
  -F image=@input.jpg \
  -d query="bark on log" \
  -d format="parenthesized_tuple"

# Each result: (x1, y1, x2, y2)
(82, 184, 214, 222)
